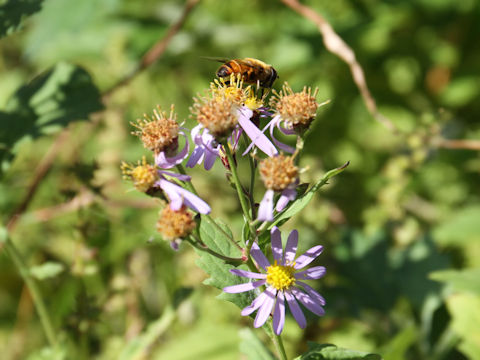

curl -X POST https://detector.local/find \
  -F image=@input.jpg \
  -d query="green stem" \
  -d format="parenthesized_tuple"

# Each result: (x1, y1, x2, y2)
(247, 148, 257, 219)
(222, 144, 252, 222)
(175, 164, 243, 252)
(268, 320, 288, 360)
(3, 234, 57, 346)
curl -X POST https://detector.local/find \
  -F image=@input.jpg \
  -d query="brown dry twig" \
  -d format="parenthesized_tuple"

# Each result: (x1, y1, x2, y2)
(102, 0, 201, 100)
(435, 139, 480, 151)
(5, 0, 201, 233)
(281, 0, 397, 133)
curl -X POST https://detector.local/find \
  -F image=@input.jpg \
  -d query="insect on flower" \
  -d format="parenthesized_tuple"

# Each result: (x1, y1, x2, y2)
(209, 57, 278, 89)
(223, 227, 326, 335)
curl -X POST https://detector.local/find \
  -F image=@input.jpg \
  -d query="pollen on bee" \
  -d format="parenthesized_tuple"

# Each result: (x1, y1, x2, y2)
(259, 154, 298, 191)
(156, 205, 196, 241)
(131, 105, 179, 154)
(270, 83, 321, 131)
(121, 156, 158, 192)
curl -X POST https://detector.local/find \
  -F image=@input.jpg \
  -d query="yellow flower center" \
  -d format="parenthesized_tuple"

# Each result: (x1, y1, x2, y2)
(121, 157, 157, 192)
(266, 261, 296, 291)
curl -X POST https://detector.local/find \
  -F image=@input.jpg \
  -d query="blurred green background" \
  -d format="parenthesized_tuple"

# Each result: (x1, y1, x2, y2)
(1, 0, 480, 359)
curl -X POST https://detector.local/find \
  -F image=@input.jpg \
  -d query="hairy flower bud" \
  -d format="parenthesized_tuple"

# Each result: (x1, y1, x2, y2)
(259, 154, 298, 191)
(270, 83, 320, 132)
(131, 105, 179, 155)
(156, 205, 196, 241)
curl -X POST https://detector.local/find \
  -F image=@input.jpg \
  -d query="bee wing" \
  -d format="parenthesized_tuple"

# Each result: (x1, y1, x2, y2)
(200, 56, 230, 64)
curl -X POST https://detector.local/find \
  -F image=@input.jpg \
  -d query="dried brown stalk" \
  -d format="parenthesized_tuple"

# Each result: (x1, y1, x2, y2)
(281, 0, 397, 132)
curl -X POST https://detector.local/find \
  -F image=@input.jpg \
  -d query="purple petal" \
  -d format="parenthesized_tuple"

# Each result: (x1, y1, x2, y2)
(294, 245, 323, 270)
(296, 281, 326, 306)
(230, 268, 266, 279)
(159, 179, 183, 210)
(170, 239, 181, 251)
(159, 170, 191, 182)
(186, 145, 204, 168)
(276, 188, 297, 212)
(250, 241, 270, 271)
(269, 118, 295, 154)
(295, 266, 326, 280)
(155, 130, 190, 169)
(237, 107, 278, 157)
(284, 230, 298, 264)
(291, 287, 325, 316)
(242, 119, 272, 156)
(270, 226, 283, 263)
(242, 291, 268, 316)
(254, 287, 276, 328)
(159, 179, 211, 214)
(223, 279, 266, 293)
(273, 291, 285, 335)
(258, 190, 274, 221)
(203, 149, 217, 170)
(284, 290, 306, 329)
(278, 121, 296, 135)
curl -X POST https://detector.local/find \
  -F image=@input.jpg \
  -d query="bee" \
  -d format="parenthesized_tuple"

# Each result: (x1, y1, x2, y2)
(213, 58, 278, 88)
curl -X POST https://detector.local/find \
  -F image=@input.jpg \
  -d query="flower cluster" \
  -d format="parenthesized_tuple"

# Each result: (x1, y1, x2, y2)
(122, 67, 330, 338)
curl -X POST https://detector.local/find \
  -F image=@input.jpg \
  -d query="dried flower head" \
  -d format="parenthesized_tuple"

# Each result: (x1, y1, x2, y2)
(131, 105, 179, 154)
(121, 156, 158, 192)
(191, 94, 239, 139)
(156, 205, 196, 241)
(270, 83, 320, 131)
(259, 154, 298, 191)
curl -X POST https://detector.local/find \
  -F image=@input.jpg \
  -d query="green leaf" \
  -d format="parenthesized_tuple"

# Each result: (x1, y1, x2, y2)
(239, 328, 275, 360)
(29, 261, 64, 280)
(432, 206, 480, 245)
(25, 345, 66, 360)
(268, 162, 349, 229)
(0, 62, 103, 172)
(0, 0, 44, 38)
(430, 268, 480, 296)
(294, 343, 383, 360)
(381, 323, 418, 360)
(195, 217, 252, 309)
(446, 293, 480, 360)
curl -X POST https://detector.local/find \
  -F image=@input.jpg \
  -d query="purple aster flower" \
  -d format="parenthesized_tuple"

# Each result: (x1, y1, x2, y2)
(155, 170, 211, 214)
(223, 227, 325, 334)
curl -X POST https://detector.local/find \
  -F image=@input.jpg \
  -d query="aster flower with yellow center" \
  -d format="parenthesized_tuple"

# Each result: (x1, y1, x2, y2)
(131, 105, 190, 169)
(156, 205, 196, 250)
(121, 157, 210, 214)
(257, 154, 299, 221)
(189, 76, 278, 165)
(223, 227, 326, 335)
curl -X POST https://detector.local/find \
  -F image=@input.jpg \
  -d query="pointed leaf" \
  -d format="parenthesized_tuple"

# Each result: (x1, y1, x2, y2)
(294, 343, 383, 360)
